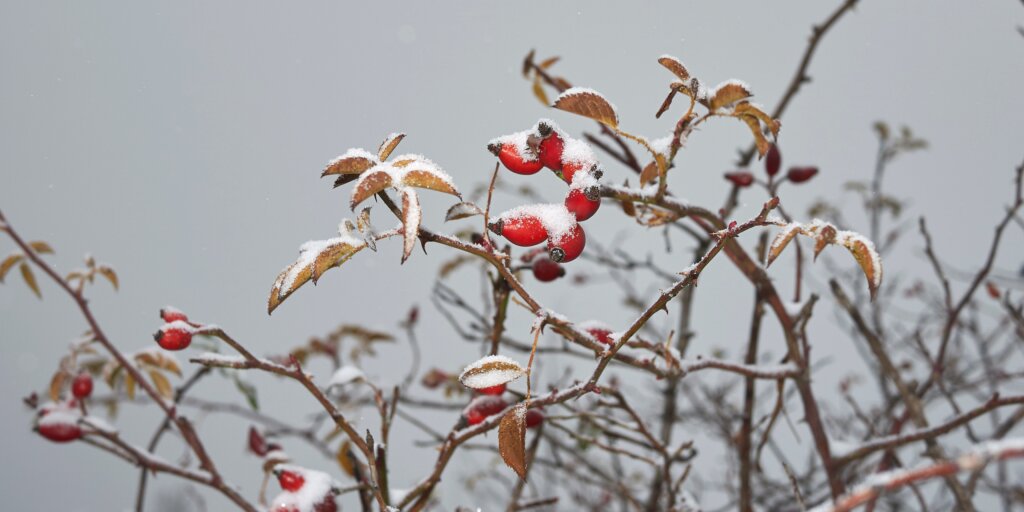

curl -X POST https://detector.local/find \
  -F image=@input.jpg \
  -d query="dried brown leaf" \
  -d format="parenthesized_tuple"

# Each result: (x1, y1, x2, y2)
(136, 351, 182, 377)
(97, 266, 119, 290)
(734, 102, 781, 138)
(539, 56, 560, 69)
(738, 114, 770, 158)
(843, 235, 883, 300)
(657, 55, 690, 81)
(521, 49, 535, 77)
(0, 254, 22, 282)
(640, 161, 659, 186)
(332, 174, 360, 188)
(20, 262, 41, 298)
(445, 202, 484, 222)
(710, 81, 752, 110)
(401, 169, 460, 198)
(336, 440, 356, 477)
(813, 225, 836, 261)
(767, 224, 802, 267)
(322, 155, 376, 177)
(350, 170, 394, 209)
(149, 370, 173, 399)
(553, 89, 619, 128)
(499, 403, 528, 480)
(28, 241, 54, 254)
(532, 74, 549, 106)
(49, 371, 66, 402)
(125, 374, 136, 400)
(377, 133, 405, 161)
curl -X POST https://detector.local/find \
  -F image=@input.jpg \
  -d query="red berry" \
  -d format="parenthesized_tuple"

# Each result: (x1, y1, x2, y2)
(273, 506, 299, 512)
(525, 409, 544, 428)
(277, 470, 305, 492)
(765, 144, 781, 176)
(38, 422, 82, 443)
(478, 383, 506, 396)
(313, 497, 338, 512)
(71, 372, 93, 400)
(154, 324, 193, 351)
(558, 160, 602, 185)
(159, 307, 188, 323)
(489, 215, 547, 247)
(491, 142, 543, 175)
(464, 395, 508, 425)
(564, 187, 601, 221)
(537, 127, 565, 171)
(532, 258, 565, 282)
(585, 327, 614, 345)
(547, 224, 586, 263)
(724, 171, 754, 188)
(786, 166, 818, 183)
(248, 426, 268, 456)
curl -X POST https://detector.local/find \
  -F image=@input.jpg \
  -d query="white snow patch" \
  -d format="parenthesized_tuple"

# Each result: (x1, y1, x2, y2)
(269, 465, 338, 512)
(328, 365, 365, 387)
(497, 203, 577, 242)
(459, 355, 524, 389)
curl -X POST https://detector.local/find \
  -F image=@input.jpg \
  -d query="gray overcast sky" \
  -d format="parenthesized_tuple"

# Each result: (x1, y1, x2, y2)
(2, 1, 1023, 510)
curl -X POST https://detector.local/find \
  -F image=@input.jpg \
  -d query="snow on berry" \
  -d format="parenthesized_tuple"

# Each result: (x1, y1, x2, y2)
(159, 305, 188, 323)
(459, 355, 525, 390)
(463, 395, 509, 425)
(37, 404, 82, 443)
(270, 465, 339, 512)
(497, 204, 577, 244)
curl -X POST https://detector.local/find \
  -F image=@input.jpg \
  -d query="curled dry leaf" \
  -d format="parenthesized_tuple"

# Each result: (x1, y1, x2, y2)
(738, 114, 770, 158)
(553, 87, 619, 129)
(459, 355, 525, 390)
(657, 55, 690, 81)
(49, 370, 67, 402)
(640, 161, 660, 186)
(323, 149, 378, 177)
(149, 370, 173, 399)
(767, 221, 883, 300)
(336, 440, 356, 477)
(521, 49, 535, 78)
(97, 266, 119, 290)
(734, 102, 781, 138)
(377, 133, 405, 161)
(350, 170, 394, 210)
(814, 225, 837, 260)
(135, 350, 182, 377)
(28, 241, 54, 254)
(499, 403, 528, 480)
(843, 235, 883, 300)
(532, 74, 549, 106)
(401, 189, 422, 264)
(445, 202, 484, 222)
(269, 235, 368, 314)
(20, 262, 41, 298)
(709, 80, 753, 110)
(401, 169, 461, 198)
(0, 253, 23, 282)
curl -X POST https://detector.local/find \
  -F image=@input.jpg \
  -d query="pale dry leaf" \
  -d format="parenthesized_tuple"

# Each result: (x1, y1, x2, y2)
(149, 370, 173, 399)
(445, 202, 484, 222)
(97, 266, 119, 290)
(0, 253, 23, 282)
(767, 223, 803, 267)
(710, 80, 752, 110)
(553, 88, 619, 128)
(499, 403, 528, 480)
(377, 133, 405, 161)
(401, 188, 422, 264)
(401, 169, 461, 198)
(459, 355, 525, 389)
(28, 241, 54, 254)
(20, 262, 41, 298)
(657, 55, 690, 81)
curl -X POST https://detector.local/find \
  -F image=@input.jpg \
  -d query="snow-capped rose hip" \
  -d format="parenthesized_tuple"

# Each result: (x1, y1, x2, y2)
(488, 215, 547, 247)
(478, 383, 506, 396)
(765, 144, 781, 177)
(463, 395, 508, 425)
(559, 160, 602, 185)
(537, 122, 564, 171)
(547, 223, 586, 263)
(532, 258, 565, 282)
(564, 186, 601, 221)
(724, 171, 754, 188)
(489, 142, 543, 175)
(786, 166, 818, 183)
(154, 322, 194, 351)
(159, 307, 188, 323)
(585, 327, 614, 345)
(525, 409, 544, 428)
(276, 469, 305, 492)
(38, 422, 82, 443)
(71, 372, 93, 399)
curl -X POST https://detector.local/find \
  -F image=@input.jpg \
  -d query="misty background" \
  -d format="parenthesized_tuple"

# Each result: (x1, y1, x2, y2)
(2, 1, 1023, 510)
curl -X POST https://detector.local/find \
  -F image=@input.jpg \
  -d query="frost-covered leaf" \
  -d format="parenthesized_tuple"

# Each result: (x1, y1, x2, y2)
(553, 87, 619, 128)
(28, 241, 54, 254)
(445, 202, 484, 222)
(734, 101, 781, 138)
(20, 262, 41, 298)
(97, 266, 119, 290)
(459, 355, 525, 390)
(401, 169, 461, 198)
(377, 133, 405, 161)
(658, 55, 690, 81)
(350, 170, 393, 209)
(268, 236, 367, 314)
(332, 174, 360, 188)
(709, 80, 752, 110)
(766, 223, 802, 267)
(842, 234, 883, 300)
(813, 224, 836, 261)
(401, 188, 422, 264)
(499, 403, 528, 480)
(0, 253, 23, 282)
(323, 149, 378, 177)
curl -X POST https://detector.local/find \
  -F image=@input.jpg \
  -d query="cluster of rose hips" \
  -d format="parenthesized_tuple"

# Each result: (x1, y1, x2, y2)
(723, 144, 819, 189)
(487, 120, 602, 266)
(153, 306, 196, 351)
(35, 369, 95, 443)
(271, 467, 338, 512)
(423, 372, 544, 428)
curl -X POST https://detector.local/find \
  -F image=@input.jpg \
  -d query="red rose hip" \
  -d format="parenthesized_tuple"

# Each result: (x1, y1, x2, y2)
(71, 372, 93, 399)
(160, 307, 188, 323)
(154, 322, 194, 351)
(276, 469, 305, 492)
(765, 144, 781, 176)
(531, 258, 565, 282)
(463, 395, 508, 425)
(537, 124, 565, 171)
(490, 142, 543, 175)
(786, 166, 818, 183)
(564, 186, 601, 221)
(547, 224, 586, 263)
(723, 171, 754, 188)
(489, 215, 547, 247)
(478, 383, 506, 396)
(525, 409, 544, 428)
